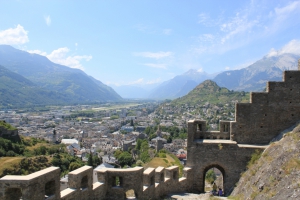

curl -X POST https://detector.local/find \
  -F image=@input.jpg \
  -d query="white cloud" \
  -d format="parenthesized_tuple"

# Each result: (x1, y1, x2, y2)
(198, 13, 223, 27)
(44, 15, 51, 26)
(143, 63, 167, 69)
(267, 48, 278, 57)
(27, 49, 47, 56)
(29, 47, 92, 70)
(198, 34, 214, 43)
(275, 1, 300, 16)
(225, 66, 230, 70)
(198, 13, 208, 23)
(220, 12, 259, 44)
(128, 78, 144, 85)
(146, 78, 161, 84)
(193, 1, 300, 58)
(267, 39, 300, 57)
(0, 25, 29, 45)
(133, 51, 172, 59)
(197, 68, 203, 72)
(105, 81, 120, 86)
(163, 29, 172, 35)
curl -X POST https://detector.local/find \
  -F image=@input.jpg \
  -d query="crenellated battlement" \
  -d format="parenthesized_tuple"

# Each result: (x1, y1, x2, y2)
(0, 165, 192, 200)
(232, 69, 300, 144)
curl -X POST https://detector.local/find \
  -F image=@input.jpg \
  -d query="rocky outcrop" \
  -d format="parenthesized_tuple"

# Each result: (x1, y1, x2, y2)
(0, 121, 19, 141)
(230, 123, 300, 199)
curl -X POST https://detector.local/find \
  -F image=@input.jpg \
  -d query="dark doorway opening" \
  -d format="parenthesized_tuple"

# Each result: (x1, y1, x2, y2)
(203, 166, 224, 196)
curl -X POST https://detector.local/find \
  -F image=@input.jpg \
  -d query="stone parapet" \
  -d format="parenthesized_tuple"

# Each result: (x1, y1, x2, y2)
(0, 165, 193, 200)
(0, 166, 60, 200)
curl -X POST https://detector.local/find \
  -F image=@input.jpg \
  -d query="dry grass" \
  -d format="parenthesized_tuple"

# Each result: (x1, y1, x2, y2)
(0, 157, 23, 175)
(26, 143, 52, 151)
(92, 103, 142, 111)
(283, 157, 300, 174)
(143, 154, 175, 169)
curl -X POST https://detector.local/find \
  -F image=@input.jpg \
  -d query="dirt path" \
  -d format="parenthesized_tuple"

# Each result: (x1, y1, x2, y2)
(165, 193, 228, 200)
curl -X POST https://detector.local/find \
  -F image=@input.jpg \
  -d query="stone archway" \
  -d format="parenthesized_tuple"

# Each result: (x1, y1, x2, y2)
(202, 164, 225, 195)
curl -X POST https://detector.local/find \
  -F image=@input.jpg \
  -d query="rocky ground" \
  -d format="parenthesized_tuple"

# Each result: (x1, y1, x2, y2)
(230, 123, 300, 199)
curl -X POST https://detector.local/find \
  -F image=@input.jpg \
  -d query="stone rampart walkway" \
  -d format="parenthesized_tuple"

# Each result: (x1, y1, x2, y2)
(166, 193, 228, 200)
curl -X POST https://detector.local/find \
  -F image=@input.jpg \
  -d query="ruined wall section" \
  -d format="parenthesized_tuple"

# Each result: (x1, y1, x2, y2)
(231, 70, 300, 144)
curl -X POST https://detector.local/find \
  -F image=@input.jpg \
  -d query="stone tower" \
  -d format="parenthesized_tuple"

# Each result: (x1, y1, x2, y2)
(52, 128, 57, 144)
(156, 138, 163, 152)
(156, 125, 162, 137)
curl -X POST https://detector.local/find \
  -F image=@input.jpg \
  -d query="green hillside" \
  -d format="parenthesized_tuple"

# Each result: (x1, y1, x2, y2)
(0, 123, 84, 177)
(0, 65, 73, 108)
(171, 80, 249, 106)
(0, 45, 122, 108)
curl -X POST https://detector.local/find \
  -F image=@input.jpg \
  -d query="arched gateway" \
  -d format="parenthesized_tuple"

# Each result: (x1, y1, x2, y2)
(186, 120, 267, 195)
(202, 164, 225, 193)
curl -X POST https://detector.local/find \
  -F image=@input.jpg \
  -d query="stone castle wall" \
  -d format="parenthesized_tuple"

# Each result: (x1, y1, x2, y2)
(0, 165, 191, 200)
(186, 120, 267, 194)
(231, 70, 300, 144)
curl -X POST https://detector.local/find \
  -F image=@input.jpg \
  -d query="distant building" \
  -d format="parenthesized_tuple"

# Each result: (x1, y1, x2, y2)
(122, 139, 135, 151)
(151, 136, 167, 152)
(60, 175, 69, 191)
(121, 126, 134, 133)
(61, 139, 79, 145)
(151, 136, 167, 144)
(136, 126, 146, 132)
(93, 163, 114, 183)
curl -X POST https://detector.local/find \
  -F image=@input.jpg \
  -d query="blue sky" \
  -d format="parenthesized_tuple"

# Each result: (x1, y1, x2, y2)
(1, 0, 300, 87)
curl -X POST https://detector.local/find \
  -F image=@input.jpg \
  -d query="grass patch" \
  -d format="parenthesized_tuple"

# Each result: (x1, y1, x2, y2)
(25, 142, 52, 151)
(228, 194, 244, 200)
(247, 149, 262, 169)
(0, 157, 23, 175)
(0, 120, 17, 130)
(282, 158, 300, 175)
(168, 153, 184, 177)
(143, 154, 174, 169)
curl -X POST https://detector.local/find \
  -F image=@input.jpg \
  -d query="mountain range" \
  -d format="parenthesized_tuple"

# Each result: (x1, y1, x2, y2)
(0, 44, 299, 107)
(147, 69, 215, 99)
(145, 53, 300, 99)
(213, 53, 300, 91)
(0, 45, 122, 108)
